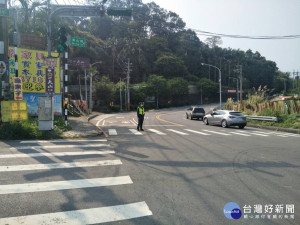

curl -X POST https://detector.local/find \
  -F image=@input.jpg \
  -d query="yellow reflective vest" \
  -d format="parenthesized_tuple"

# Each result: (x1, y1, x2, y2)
(137, 106, 145, 116)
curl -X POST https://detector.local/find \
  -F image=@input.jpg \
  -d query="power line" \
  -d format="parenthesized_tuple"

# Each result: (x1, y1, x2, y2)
(188, 28, 300, 40)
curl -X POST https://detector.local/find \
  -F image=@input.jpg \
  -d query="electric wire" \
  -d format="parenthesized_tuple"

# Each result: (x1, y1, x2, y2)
(188, 28, 300, 40)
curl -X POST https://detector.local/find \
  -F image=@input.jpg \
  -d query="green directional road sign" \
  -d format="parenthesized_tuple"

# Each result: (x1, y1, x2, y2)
(70, 37, 86, 47)
(0, 8, 9, 17)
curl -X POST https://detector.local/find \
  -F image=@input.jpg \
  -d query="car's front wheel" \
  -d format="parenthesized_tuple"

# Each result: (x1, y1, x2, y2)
(221, 120, 228, 128)
(203, 118, 209, 125)
(239, 125, 245, 129)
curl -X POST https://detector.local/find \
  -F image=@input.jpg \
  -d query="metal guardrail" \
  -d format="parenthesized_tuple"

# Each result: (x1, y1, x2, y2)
(245, 115, 278, 122)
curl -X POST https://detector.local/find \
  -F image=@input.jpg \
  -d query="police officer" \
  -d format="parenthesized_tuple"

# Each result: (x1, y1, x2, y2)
(137, 102, 145, 131)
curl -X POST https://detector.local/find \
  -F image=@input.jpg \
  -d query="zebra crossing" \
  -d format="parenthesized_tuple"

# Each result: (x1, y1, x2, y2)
(107, 128, 300, 138)
(0, 139, 152, 224)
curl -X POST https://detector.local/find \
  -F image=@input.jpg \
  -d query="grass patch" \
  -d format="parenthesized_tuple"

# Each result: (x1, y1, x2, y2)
(0, 116, 72, 140)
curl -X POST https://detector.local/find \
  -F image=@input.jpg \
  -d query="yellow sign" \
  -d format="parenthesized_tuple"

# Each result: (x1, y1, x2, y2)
(1, 101, 28, 122)
(8, 47, 60, 94)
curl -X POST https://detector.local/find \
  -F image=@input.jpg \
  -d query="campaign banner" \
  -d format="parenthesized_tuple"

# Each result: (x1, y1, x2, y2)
(8, 47, 60, 94)
(1, 101, 28, 122)
(45, 68, 55, 95)
(23, 93, 62, 116)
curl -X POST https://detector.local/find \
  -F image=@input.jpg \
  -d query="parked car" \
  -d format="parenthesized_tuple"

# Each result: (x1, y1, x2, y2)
(186, 107, 205, 120)
(203, 110, 247, 129)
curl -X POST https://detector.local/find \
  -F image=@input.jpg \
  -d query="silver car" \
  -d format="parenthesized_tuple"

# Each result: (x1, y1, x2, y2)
(186, 107, 205, 120)
(203, 110, 247, 129)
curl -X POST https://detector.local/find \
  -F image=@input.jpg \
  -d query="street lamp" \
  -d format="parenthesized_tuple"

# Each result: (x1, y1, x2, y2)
(201, 63, 222, 110)
(89, 61, 102, 113)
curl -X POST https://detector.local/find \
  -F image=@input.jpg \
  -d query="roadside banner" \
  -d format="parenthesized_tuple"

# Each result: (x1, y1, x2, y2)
(1, 101, 28, 122)
(13, 77, 23, 100)
(8, 47, 60, 94)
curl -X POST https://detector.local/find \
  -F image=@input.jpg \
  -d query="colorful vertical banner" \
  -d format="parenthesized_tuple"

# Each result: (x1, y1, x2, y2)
(8, 47, 60, 94)
(45, 68, 55, 95)
(13, 77, 23, 100)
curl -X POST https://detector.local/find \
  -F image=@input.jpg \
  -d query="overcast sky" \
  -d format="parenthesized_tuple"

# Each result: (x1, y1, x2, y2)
(143, 0, 300, 74)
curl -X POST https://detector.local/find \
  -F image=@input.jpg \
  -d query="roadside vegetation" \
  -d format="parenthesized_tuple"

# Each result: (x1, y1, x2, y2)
(223, 86, 300, 129)
(0, 117, 72, 140)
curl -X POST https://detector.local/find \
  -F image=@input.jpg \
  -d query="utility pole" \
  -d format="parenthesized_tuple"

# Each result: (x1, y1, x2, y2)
(120, 77, 122, 111)
(126, 58, 130, 111)
(0, 0, 9, 97)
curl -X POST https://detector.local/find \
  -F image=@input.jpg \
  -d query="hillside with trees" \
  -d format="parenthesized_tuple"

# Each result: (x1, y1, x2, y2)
(8, 0, 299, 110)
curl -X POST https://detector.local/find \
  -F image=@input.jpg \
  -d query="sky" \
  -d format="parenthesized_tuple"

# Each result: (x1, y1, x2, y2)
(143, 0, 300, 74)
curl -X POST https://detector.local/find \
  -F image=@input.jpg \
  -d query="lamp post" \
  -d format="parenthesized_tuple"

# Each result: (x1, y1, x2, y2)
(89, 61, 102, 113)
(201, 63, 222, 110)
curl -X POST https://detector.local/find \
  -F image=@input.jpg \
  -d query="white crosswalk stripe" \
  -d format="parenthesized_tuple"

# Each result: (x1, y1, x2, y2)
(148, 129, 166, 135)
(0, 160, 123, 172)
(0, 140, 153, 224)
(202, 130, 231, 136)
(184, 129, 211, 135)
(20, 139, 107, 144)
(10, 144, 110, 150)
(167, 129, 189, 135)
(230, 132, 251, 136)
(0, 151, 115, 159)
(237, 130, 269, 136)
(129, 129, 143, 135)
(109, 129, 118, 135)
(0, 176, 133, 194)
(0, 202, 152, 225)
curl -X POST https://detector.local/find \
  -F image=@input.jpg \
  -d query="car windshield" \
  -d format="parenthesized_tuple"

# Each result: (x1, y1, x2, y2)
(229, 112, 244, 116)
(194, 108, 205, 113)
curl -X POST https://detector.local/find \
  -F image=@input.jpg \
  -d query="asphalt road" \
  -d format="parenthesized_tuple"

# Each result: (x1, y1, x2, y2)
(0, 105, 299, 225)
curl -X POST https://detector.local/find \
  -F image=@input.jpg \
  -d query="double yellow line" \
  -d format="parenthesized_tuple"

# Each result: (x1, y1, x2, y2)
(155, 112, 184, 127)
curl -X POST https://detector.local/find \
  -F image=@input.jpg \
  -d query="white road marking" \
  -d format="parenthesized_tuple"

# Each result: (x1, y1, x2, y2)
(10, 144, 110, 150)
(20, 139, 107, 144)
(132, 118, 138, 124)
(238, 131, 269, 136)
(184, 129, 211, 135)
(0, 201, 152, 225)
(167, 129, 189, 135)
(253, 131, 300, 137)
(202, 130, 231, 136)
(0, 151, 115, 159)
(102, 120, 106, 126)
(0, 160, 122, 172)
(129, 129, 143, 135)
(148, 129, 166, 135)
(0, 176, 133, 194)
(230, 132, 251, 136)
(109, 129, 118, 136)
(96, 115, 113, 127)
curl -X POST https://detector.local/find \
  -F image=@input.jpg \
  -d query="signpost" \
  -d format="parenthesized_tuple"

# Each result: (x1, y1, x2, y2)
(69, 37, 86, 47)
(68, 57, 90, 69)
(0, 8, 9, 17)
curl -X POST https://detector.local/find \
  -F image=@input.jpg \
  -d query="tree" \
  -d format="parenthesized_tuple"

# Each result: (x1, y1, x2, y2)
(168, 78, 189, 104)
(205, 36, 223, 48)
(94, 76, 117, 109)
(146, 74, 168, 108)
(197, 78, 218, 98)
(154, 54, 188, 79)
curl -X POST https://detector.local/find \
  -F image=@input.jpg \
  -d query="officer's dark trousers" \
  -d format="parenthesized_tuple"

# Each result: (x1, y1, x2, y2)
(137, 115, 144, 130)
